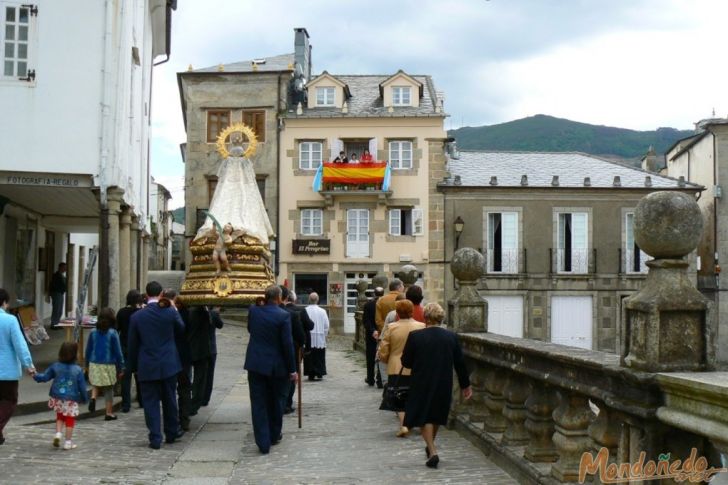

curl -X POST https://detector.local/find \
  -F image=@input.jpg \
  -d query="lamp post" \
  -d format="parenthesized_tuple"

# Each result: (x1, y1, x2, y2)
(454, 216, 465, 250)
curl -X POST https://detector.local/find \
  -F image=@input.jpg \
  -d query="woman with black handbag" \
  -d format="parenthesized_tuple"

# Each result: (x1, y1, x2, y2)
(377, 299, 424, 438)
(400, 303, 472, 469)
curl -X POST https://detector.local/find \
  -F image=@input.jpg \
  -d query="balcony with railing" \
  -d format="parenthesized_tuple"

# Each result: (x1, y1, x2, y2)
(550, 248, 597, 275)
(312, 162, 392, 205)
(486, 248, 524, 275)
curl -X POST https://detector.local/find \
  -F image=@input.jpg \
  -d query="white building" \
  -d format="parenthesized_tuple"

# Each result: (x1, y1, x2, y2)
(0, 0, 176, 316)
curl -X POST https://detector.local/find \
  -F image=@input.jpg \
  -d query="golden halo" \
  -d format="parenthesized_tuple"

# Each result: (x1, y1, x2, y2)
(216, 123, 258, 159)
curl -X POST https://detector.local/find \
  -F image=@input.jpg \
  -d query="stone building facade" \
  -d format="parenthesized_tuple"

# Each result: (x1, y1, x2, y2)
(665, 117, 728, 362)
(278, 71, 448, 334)
(177, 28, 313, 271)
(439, 151, 701, 352)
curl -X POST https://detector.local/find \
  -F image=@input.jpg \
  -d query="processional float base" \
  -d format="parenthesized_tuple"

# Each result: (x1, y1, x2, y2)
(178, 235, 275, 306)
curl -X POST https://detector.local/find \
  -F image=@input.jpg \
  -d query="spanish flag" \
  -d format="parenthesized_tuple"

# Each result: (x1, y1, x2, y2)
(322, 162, 387, 184)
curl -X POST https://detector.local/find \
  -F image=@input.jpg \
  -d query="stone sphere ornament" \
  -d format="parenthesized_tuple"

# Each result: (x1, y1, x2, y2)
(398, 264, 419, 286)
(451, 247, 486, 282)
(634, 191, 703, 259)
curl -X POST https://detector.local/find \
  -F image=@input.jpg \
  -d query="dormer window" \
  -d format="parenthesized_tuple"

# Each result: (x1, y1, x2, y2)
(316, 87, 335, 106)
(392, 86, 411, 106)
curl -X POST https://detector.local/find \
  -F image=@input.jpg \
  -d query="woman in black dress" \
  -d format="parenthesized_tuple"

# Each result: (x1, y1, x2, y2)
(401, 302, 472, 468)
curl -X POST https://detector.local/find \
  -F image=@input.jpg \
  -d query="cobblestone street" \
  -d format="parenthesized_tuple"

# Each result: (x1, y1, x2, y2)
(1, 323, 514, 484)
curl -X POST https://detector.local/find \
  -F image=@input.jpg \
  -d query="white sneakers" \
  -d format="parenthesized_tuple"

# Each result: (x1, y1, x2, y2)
(63, 440, 76, 450)
(52, 432, 61, 448)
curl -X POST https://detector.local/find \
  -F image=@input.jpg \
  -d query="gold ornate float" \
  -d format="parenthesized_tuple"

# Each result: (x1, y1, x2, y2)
(178, 123, 276, 306)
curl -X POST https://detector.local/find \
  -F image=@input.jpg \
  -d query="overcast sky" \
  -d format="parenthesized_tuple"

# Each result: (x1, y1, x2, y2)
(151, 0, 728, 208)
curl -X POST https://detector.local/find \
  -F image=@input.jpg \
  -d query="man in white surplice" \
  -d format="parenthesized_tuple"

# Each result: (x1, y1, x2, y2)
(303, 293, 330, 381)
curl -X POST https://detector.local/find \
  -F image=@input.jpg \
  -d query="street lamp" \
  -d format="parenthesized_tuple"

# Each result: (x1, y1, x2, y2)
(454, 216, 465, 249)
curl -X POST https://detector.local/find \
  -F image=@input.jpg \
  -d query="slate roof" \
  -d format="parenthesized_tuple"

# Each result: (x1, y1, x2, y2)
(286, 74, 444, 119)
(191, 53, 294, 73)
(447, 151, 701, 189)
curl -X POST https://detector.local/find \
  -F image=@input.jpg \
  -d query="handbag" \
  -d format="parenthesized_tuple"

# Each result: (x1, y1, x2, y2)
(383, 367, 409, 411)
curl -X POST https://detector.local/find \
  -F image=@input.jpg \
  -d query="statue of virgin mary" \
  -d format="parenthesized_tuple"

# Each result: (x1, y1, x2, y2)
(193, 143, 274, 245)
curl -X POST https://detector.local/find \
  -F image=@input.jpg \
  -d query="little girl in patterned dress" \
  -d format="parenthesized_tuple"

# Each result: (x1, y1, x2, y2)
(33, 342, 88, 450)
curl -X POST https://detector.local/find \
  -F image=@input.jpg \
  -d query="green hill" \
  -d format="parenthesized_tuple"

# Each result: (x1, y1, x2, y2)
(171, 207, 185, 223)
(449, 114, 694, 161)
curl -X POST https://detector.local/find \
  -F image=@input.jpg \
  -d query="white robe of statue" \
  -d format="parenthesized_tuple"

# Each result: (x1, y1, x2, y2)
(194, 153, 274, 244)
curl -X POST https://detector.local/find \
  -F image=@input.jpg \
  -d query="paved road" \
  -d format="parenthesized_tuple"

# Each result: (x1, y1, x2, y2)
(1, 322, 515, 484)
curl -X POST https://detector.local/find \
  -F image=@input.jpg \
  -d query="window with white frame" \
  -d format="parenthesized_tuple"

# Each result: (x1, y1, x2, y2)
(299, 141, 323, 170)
(316, 86, 335, 106)
(388, 208, 423, 236)
(487, 212, 518, 273)
(300, 209, 323, 236)
(392, 86, 411, 106)
(389, 140, 413, 169)
(2, 3, 33, 79)
(557, 212, 589, 273)
(625, 213, 649, 273)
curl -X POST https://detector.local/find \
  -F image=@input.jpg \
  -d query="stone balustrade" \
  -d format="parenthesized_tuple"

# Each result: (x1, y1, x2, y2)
(448, 192, 728, 484)
(451, 333, 728, 483)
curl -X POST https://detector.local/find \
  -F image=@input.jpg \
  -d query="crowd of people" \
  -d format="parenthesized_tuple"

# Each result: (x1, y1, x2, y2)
(363, 278, 472, 469)
(1, 277, 467, 469)
(0, 282, 225, 451)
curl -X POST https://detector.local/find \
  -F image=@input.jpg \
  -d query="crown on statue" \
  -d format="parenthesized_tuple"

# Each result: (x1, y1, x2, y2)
(216, 123, 258, 159)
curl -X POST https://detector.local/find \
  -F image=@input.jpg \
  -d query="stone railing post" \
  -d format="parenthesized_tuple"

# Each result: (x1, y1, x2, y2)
(501, 373, 531, 446)
(372, 274, 388, 292)
(524, 381, 560, 462)
(449, 247, 488, 332)
(483, 366, 507, 433)
(551, 391, 594, 482)
(467, 365, 489, 423)
(623, 191, 712, 371)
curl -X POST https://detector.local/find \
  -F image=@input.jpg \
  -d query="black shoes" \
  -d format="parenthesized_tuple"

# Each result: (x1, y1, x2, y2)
(104, 414, 118, 421)
(149, 442, 161, 450)
(272, 434, 282, 445)
(166, 429, 186, 443)
(0, 434, 5, 445)
(88, 398, 96, 413)
(426, 454, 439, 469)
(365, 378, 374, 386)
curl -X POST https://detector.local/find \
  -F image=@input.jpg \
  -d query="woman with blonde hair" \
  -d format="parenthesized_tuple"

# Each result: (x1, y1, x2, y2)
(377, 299, 424, 437)
(400, 302, 472, 468)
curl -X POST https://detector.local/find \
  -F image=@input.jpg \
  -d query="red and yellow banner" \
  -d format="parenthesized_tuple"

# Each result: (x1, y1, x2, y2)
(322, 162, 387, 184)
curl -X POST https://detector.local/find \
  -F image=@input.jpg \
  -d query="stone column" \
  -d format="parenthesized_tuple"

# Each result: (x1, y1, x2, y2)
(449, 248, 487, 332)
(483, 366, 507, 433)
(551, 391, 594, 482)
(119, 206, 132, 304)
(588, 400, 622, 485)
(105, 187, 124, 310)
(524, 381, 560, 462)
(501, 372, 531, 446)
(140, 233, 150, 289)
(130, 215, 140, 290)
(623, 191, 712, 371)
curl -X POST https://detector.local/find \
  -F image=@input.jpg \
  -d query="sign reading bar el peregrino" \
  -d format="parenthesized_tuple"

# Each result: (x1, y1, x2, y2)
(292, 239, 330, 255)
(2, 172, 93, 188)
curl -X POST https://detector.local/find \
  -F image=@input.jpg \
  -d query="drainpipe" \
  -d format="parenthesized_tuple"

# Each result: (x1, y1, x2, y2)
(275, 71, 286, 279)
(712, 130, 719, 291)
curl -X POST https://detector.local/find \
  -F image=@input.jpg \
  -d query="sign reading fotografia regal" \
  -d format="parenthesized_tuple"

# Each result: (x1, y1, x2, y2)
(292, 239, 330, 255)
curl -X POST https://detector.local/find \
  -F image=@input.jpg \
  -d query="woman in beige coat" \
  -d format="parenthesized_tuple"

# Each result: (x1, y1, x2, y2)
(377, 299, 425, 437)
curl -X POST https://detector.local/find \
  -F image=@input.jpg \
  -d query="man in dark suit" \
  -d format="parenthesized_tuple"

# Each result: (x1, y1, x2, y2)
(49, 263, 67, 329)
(280, 287, 313, 413)
(128, 281, 185, 450)
(362, 287, 384, 387)
(244, 285, 297, 454)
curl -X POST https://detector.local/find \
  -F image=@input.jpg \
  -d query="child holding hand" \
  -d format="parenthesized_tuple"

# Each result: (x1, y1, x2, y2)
(33, 342, 88, 450)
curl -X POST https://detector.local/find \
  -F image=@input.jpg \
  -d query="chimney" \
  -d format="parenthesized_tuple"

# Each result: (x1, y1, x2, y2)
(642, 146, 658, 172)
(294, 28, 311, 82)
